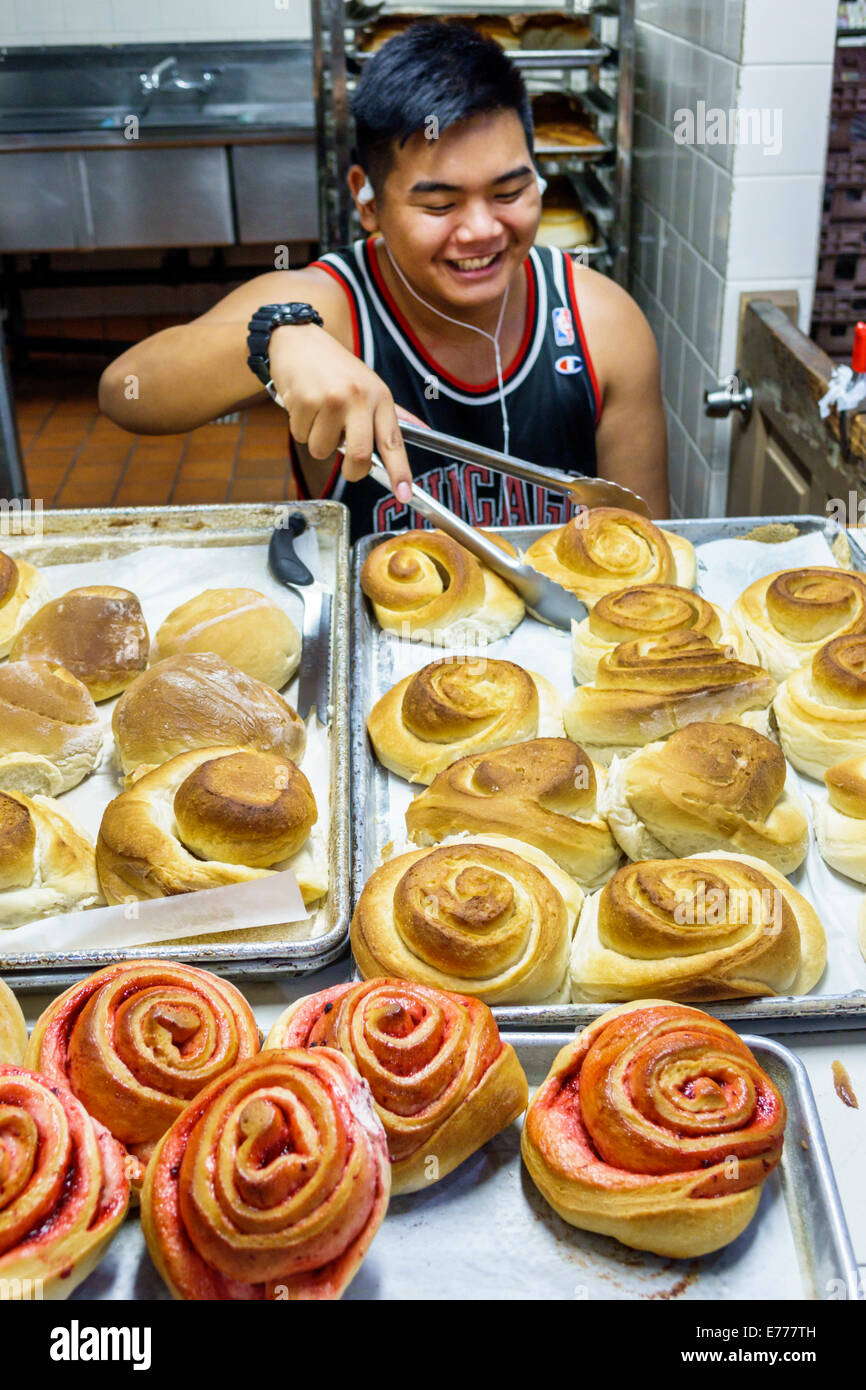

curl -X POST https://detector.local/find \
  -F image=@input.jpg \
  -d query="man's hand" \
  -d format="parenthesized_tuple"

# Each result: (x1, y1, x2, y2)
(271, 323, 414, 502)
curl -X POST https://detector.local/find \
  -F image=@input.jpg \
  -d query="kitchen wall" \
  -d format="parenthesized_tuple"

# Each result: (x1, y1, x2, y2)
(631, 0, 838, 517)
(0, 0, 310, 44)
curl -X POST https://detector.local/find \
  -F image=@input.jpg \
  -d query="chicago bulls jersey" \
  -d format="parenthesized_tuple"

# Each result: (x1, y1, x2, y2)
(290, 235, 601, 541)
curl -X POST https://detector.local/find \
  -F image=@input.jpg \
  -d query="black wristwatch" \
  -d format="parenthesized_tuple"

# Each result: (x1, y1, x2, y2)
(247, 303, 324, 397)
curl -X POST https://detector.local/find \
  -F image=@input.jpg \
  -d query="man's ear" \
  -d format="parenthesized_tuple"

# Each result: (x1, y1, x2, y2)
(348, 165, 380, 231)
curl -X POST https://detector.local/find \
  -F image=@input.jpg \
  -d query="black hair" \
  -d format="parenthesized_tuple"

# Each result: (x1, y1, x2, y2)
(351, 20, 534, 197)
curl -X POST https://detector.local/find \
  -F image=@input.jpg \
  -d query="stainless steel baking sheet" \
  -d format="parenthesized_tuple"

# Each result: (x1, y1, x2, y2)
(351, 515, 866, 1031)
(65, 1030, 858, 1301)
(0, 501, 351, 989)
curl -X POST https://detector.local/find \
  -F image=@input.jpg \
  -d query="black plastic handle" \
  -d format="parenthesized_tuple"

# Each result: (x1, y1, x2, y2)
(268, 511, 314, 586)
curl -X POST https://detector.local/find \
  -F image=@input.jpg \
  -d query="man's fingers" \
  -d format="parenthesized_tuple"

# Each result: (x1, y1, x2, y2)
(374, 398, 413, 503)
(394, 404, 430, 429)
(306, 409, 343, 461)
(340, 408, 375, 482)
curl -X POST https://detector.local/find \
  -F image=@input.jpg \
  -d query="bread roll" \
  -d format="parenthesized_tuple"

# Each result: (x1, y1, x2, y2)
(96, 745, 326, 909)
(813, 754, 866, 883)
(521, 1001, 785, 1258)
(406, 737, 622, 888)
(11, 585, 149, 701)
(368, 655, 563, 784)
(0, 660, 102, 795)
(360, 528, 524, 645)
(603, 723, 809, 874)
(520, 13, 592, 49)
(774, 633, 866, 778)
(0, 549, 51, 657)
(267, 977, 528, 1194)
(351, 833, 584, 1005)
(572, 582, 754, 684)
(569, 851, 826, 1002)
(0, 789, 102, 926)
(153, 588, 300, 690)
(0, 1064, 129, 1299)
(732, 567, 866, 681)
(112, 652, 306, 779)
(525, 508, 696, 604)
(564, 630, 777, 764)
(535, 204, 596, 249)
(0, 976, 27, 1064)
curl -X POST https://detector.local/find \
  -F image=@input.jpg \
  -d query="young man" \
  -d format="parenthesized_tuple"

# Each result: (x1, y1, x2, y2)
(99, 21, 668, 539)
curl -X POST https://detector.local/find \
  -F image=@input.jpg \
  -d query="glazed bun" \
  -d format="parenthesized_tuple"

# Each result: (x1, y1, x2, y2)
(0, 661, 102, 795)
(813, 755, 866, 883)
(774, 633, 866, 777)
(153, 588, 300, 690)
(11, 586, 149, 701)
(525, 508, 696, 604)
(732, 567, 866, 681)
(0, 789, 102, 926)
(112, 653, 306, 779)
(0, 550, 51, 657)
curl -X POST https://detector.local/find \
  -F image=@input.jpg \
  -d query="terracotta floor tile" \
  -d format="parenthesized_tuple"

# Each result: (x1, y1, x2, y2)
(170, 480, 231, 505)
(177, 458, 235, 482)
(234, 456, 287, 480)
(23, 445, 76, 470)
(75, 443, 134, 468)
(229, 478, 288, 503)
(183, 441, 238, 465)
(54, 477, 117, 508)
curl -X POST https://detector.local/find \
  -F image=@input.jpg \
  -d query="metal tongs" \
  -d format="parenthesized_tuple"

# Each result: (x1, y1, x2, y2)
(368, 420, 651, 629)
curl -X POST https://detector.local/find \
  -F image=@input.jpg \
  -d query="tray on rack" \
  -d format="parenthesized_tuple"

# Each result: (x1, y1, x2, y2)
(0, 502, 352, 990)
(351, 514, 866, 1031)
(63, 1029, 859, 1301)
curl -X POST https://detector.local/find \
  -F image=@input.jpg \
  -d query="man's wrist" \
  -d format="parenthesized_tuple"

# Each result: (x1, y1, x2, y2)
(246, 303, 324, 389)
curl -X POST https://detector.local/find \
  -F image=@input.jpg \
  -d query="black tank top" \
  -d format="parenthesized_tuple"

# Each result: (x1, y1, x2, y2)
(290, 235, 600, 542)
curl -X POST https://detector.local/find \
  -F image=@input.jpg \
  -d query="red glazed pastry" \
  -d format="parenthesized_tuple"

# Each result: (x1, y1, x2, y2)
(0, 1064, 129, 1298)
(141, 1048, 390, 1300)
(267, 977, 528, 1192)
(25, 959, 260, 1190)
(522, 1001, 786, 1257)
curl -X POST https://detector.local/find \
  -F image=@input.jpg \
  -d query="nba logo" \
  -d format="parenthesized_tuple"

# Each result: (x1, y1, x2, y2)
(552, 307, 574, 346)
(555, 355, 584, 375)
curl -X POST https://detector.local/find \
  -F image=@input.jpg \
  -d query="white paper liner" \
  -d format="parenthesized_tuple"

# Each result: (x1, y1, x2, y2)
(3, 530, 334, 947)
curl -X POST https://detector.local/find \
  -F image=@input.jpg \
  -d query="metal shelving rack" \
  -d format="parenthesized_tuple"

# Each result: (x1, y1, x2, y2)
(311, 0, 635, 285)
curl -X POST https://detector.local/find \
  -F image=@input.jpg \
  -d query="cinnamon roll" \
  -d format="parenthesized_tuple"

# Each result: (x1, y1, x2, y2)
(267, 978, 528, 1193)
(0, 1064, 129, 1297)
(732, 567, 866, 681)
(351, 834, 584, 1004)
(0, 977, 26, 1064)
(774, 634, 866, 778)
(525, 508, 696, 605)
(572, 583, 754, 684)
(406, 737, 621, 888)
(602, 723, 809, 874)
(522, 1001, 785, 1257)
(813, 755, 866, 883)
(0, 549, 51, 658)
(141, 1049, 390, 1300)
(368, 655, 563, 784)
(360, 528, 524, 645)
(570, 851, 826, 1002)
(564, 631, 777, 764)
(25, 959, 261, 1190)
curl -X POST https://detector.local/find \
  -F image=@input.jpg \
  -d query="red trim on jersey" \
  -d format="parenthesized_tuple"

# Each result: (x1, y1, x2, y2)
(564, 252, 602, 426)
(364, 235, 536, 394)
(306, 259, 361, 356)
(287, 430, 345, 501)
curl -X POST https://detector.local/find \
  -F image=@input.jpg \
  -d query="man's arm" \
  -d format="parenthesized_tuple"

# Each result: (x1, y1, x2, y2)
(573, 267, 670, 518)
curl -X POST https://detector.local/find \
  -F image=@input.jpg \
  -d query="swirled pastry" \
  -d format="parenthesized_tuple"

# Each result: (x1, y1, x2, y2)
(564, 631, 777, 764)
(96, 745, 326, 908)
(351, 834, 584, 1004)
(0, 549, 50, 657)
(569, 851, 826, 1002)
(11, 585, 149, 701)
(0, 977, 26, 1063)
(572, 583, 754, 684)
(0, 1064, 129, 1298)
(603, 723, 809, 874)
(0, 660, 102, 796)
(0, 788, 102, 927)
(360, 528, 524, 645)
(112, 653, 306, 779)
(521, 1002, 785, 1257)
(141, 1048, 390, 1300)
(154, 588, 301, 690)
(267, 978, 528, 1193)
(524, 508, 696, 604)
(406, 737, 621, 888)
(732, 567, 866, 681)
(26, 959, 261, 1190)
(774, 634, 866, 778)
(368, 656, 563, 784)
(813, 755, 866, 883)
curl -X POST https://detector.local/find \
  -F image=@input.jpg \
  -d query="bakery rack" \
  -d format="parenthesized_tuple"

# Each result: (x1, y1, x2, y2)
(311, 0, 635, 285)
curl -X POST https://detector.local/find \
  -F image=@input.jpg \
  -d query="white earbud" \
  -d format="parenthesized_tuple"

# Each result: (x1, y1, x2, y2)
(536, 174, 548, 195)
(358, 173, 546, 203)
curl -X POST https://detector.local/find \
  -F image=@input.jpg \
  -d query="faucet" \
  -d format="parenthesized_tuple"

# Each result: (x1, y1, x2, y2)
(138, 57, 220, 112)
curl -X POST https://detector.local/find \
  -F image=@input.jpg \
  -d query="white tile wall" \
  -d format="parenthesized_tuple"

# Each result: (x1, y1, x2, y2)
(632, 0, 838, 518)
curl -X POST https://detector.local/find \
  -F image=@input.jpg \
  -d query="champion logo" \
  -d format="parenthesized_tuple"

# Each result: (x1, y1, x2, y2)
(555, 355, 584, 375)
(552, 306, 575, 346)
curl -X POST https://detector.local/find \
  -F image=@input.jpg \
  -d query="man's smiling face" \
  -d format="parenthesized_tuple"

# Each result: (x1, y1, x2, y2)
(373, 108, 541, 313)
